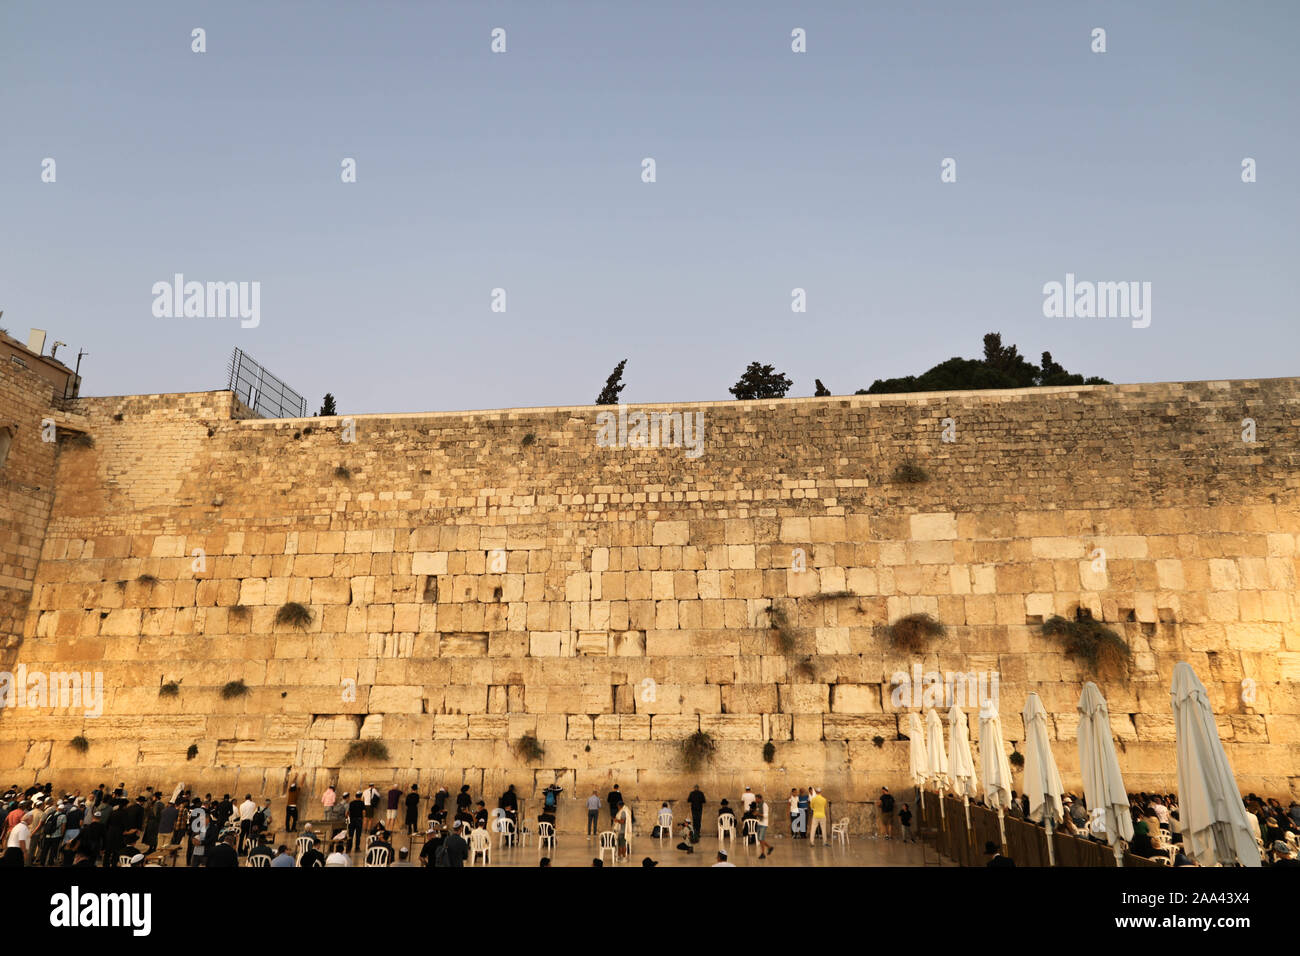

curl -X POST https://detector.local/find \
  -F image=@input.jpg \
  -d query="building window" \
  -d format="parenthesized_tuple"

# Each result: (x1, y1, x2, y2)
(0, 425, 14, 468)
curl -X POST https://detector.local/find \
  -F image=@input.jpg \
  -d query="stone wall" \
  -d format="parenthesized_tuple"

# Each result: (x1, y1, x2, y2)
(0, 361, 61, 655)
(1, 378, 1298, 826)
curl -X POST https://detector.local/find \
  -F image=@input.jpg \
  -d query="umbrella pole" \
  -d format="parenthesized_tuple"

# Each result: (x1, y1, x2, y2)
(997, 807, 1007, 856)
(1045, 819, 1056, 867)
(964, 795, 972, 849)
(1113, 841, 1123, 868)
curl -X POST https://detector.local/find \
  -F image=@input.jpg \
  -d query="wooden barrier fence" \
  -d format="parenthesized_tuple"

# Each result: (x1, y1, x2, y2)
(915, 792, 1167, 867)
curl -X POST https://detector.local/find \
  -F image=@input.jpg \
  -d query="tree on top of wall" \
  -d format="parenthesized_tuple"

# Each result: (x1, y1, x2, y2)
(596, 360, 628, 405)
(317, 393, 338, 416)
(730, 362, 793, 400)
(857, 333, 1110, 394)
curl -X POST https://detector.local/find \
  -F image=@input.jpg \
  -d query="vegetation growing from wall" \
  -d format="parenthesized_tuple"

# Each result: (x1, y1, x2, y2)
(1041, 612, 1131, 679)
(275, 602, 313, 630)
(344, 740, 390, 763)
(681, 730, 717, 771)
(883, 613, 945, 651)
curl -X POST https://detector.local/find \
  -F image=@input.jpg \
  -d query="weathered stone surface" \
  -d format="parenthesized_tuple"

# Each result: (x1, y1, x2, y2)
(1, 376, 1298, 810)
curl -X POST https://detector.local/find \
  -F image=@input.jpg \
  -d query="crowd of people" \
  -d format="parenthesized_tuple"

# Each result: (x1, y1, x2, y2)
(4, 776, 1296, 867)
(958, 788, 1300, 867)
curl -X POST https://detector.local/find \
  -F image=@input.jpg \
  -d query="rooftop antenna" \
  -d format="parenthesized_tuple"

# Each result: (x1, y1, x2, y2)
(51, 340, 66, 360)
(64, 348, 88, 400)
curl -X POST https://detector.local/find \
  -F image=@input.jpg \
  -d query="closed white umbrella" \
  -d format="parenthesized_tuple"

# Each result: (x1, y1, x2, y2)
(924, 707, 949, 821)
(979, 704, 1014, 853)
(1022, 692, 1065, 865)
(1171, 662, 1261, 867)
(1077, 682, 1133, 866)
(906, 711, 929, 817)
(948, 704, 978, 841)
(948, 704, 978, 798)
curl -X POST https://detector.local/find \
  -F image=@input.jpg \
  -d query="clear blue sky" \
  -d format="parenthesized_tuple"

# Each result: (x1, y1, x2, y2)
(2, 1, 1296, 414)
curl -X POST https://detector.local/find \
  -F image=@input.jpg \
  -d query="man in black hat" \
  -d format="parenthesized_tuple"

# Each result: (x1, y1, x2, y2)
(984, 840, 1015, 867)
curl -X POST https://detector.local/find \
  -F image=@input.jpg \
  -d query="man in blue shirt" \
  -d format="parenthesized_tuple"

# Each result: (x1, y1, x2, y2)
(270, 844, 296, 867)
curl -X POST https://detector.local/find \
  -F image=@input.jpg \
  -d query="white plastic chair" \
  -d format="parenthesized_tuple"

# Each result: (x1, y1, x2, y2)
(469, 827, 492, 865)
(742, 818, 760, 846)
(118, 854, 134, 867)
(494, 816, 516, 848)
(248, 853, 271, 867)
(598, 831, 618, 864)
(295, 835, 315, 863)
(717, 813, 736, 844)
(364, 845, 391, 867)
(537, 821, 555, 852)
(831, 817, 849, 846)
(657, 811, 673, 844)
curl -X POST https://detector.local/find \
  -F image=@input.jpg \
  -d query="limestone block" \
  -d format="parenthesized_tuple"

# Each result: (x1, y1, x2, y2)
(652, 521, 689, 546)
(650, 715, 698, 739)
(822, 715, 897, 740)
(366, 684, 423, 713)
(700, 714, 763, 741)
(721, 683, 778, 713)
(910, 513, 957, 541)
(780, 517, 810, 543)
(99, 609, 142, 637)
(680, 684, 721, 714)
(619, 714, 651, 740)
(432, 714, 468, 739)
(792, 714, 823, 741)
(529, 631, 570, 657)
(830, 684, 882, 714)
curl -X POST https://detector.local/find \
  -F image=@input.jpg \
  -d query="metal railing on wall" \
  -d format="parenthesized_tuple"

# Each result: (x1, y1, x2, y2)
(225, 348, 307, 419)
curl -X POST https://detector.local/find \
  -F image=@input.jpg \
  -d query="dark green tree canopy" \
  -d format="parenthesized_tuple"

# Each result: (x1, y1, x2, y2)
(857, 334, 1109, 394)
(595, 359, 628, 405)
(730, 362, 793, 400)
(316, 393, 338, 416)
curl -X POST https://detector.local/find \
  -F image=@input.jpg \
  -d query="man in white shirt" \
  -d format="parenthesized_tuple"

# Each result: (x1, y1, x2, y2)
(325, 846, 351, 866)
(4, 813, 32, 864)
(238, 794, 257, 854)
(1244, 806, 1262, 844)
(740, 787, 756, 815)
(1152, 799, 1170, 826)
(789, 790, 801, 837)
(711, 849, 735, 867)
(756, 796, 773, 859)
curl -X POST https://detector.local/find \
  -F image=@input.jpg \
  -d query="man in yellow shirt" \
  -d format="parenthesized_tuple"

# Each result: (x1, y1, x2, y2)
(808, 788, 830, 845)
